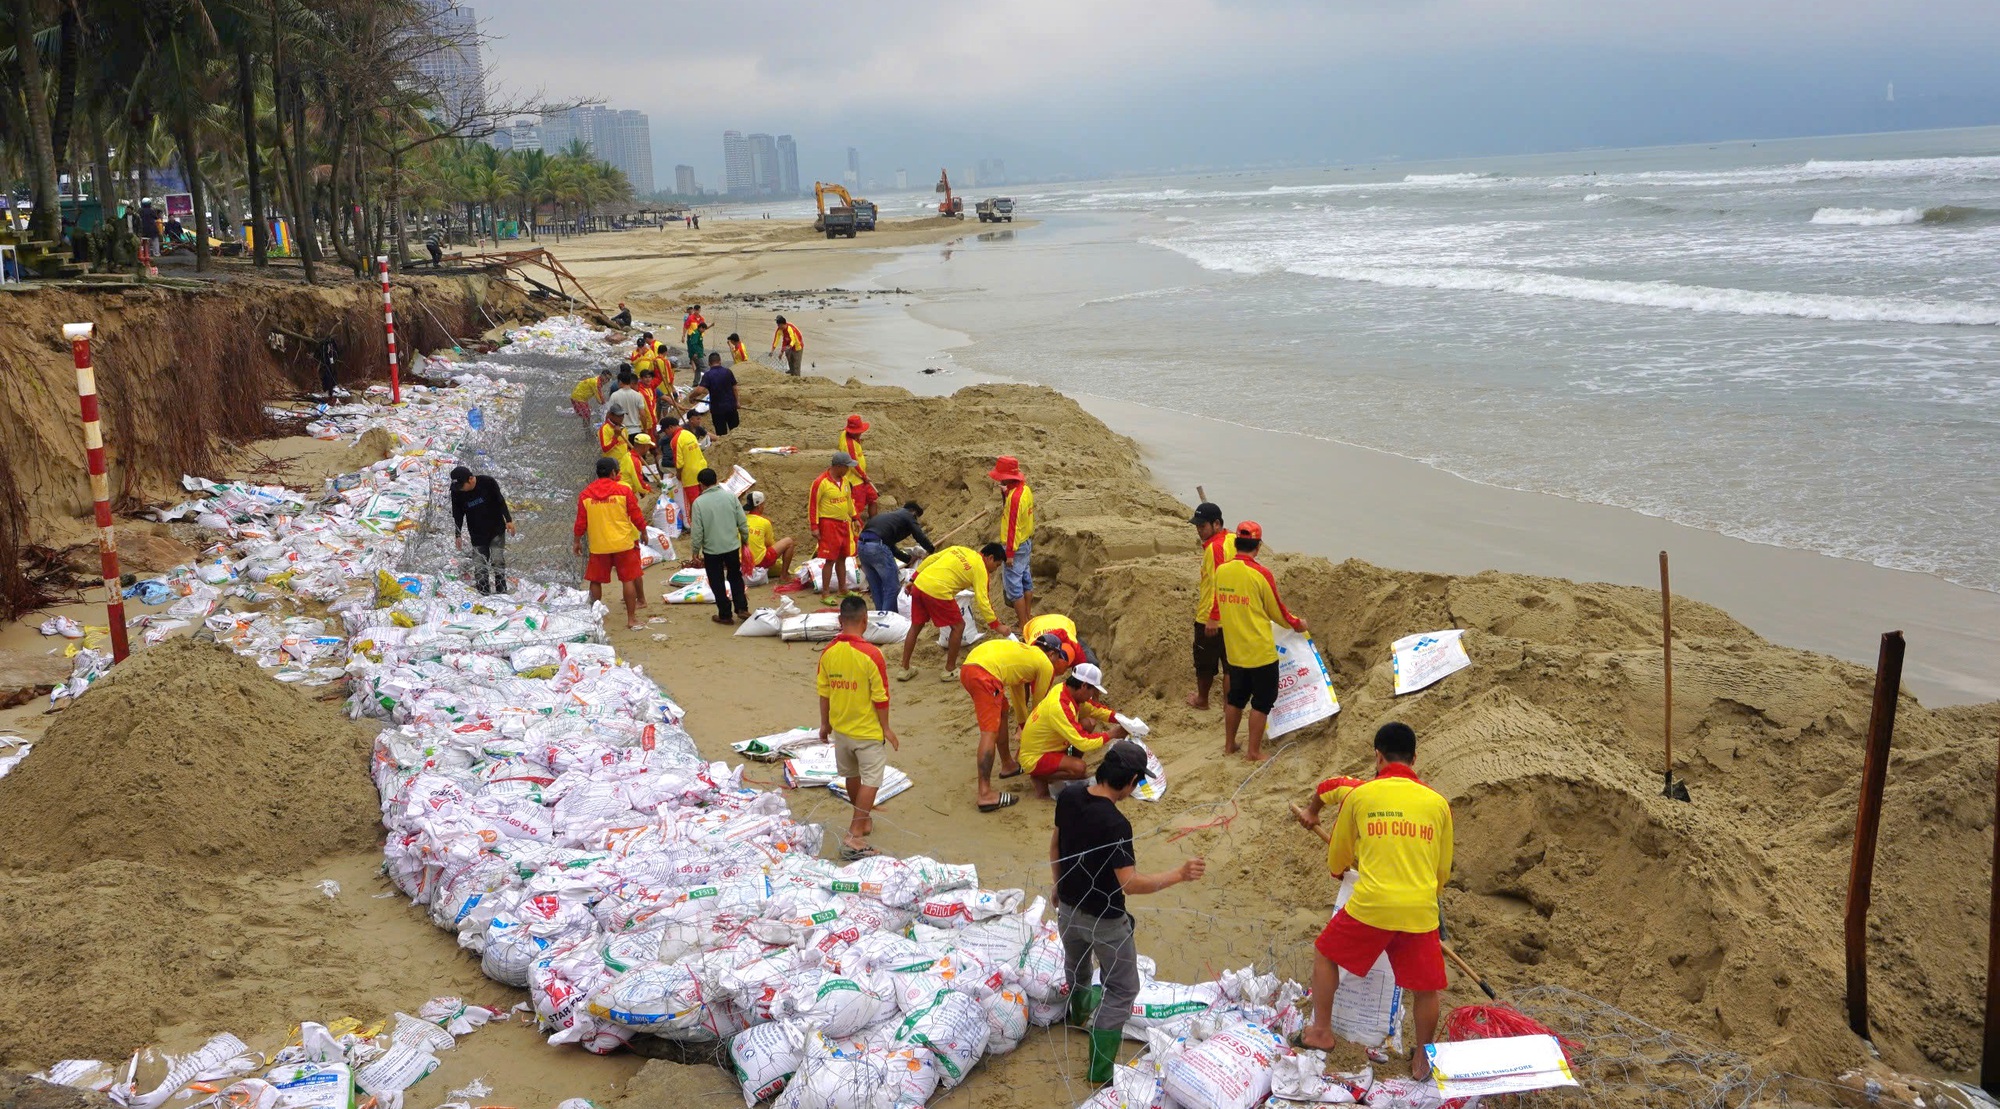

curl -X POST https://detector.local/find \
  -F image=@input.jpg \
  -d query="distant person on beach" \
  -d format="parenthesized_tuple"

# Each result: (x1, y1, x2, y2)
(773, 315, 805, 376)
(688, 467, 751, 625)
(858, 500, 934, 613)
(818, 594, 898, 861)
(727, 332, 749, 364)
(839, 415, 879, 521)
(697, 353, 739, 436)
(425, 227, 444, 267)
(1052, 739, 1202, 1085)
(991, 456, 1037, 626)
(1206, 521, 1307, 762)
(808, 453, 860, 604)
(450, 465, 516, 595)
(1293, 722, 1451, 1080)
(960, 633, 1067, 813)
(314, 335, 341, 399)
(570, 367, 611, 421)
(137, 200, 162, 262)
(1187, 502, 1235, 710)
(896, 543, 1006, 681)
(612, 302, 632, 328)
(574, 456, 649, 631)
(1021, 662, 1125, 798)
(741, 491, 796, 583)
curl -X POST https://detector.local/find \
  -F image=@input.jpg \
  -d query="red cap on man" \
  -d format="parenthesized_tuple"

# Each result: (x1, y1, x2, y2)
(844, 415, 870, 435)
(988, 455, 1025, 484)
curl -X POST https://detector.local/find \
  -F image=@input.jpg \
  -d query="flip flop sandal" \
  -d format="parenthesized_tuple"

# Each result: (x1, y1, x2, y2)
(978, 793, 1019, 813)
(998, 768, 1024, 779)
(839, 844, 880, 861)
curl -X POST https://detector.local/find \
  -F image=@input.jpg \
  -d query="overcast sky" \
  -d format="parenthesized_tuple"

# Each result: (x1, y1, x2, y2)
(472, 0, 2000, 190)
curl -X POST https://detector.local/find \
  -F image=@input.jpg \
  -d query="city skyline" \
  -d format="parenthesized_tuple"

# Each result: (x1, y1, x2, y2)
(412, 0, 485, 122)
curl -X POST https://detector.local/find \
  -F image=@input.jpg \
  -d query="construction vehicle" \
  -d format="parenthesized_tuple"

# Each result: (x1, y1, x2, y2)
(935, 169, 964, 219)
(975, 197, 1014, 223)
(812, 182, 871, 236)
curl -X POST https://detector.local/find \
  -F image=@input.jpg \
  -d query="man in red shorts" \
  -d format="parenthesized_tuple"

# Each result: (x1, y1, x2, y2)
(807, 452, 859, 604)
(1295, 721, 1453, 1079)
(572, 457, 650, 631)
(895, 543, 1006, 682)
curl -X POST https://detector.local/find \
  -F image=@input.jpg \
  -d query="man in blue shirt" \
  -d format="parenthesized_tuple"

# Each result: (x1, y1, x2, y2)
(697, 353, 740, 436)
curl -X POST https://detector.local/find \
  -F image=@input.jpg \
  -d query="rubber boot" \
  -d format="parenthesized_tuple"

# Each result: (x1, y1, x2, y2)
(1067, 984, 1103, 1028)
(1087, 1026, 1122, 1085)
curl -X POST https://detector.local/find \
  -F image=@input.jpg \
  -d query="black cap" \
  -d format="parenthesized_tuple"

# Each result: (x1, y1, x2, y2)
(1097, 740, 1150, 789)
(450, 466, 473, 483)
(1190, 502, 1223, 525)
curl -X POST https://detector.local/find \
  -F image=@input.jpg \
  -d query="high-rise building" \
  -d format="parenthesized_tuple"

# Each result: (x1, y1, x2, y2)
(977, 159, 1006, 186)
(538, 107, 653, 193)
(675, 165, 697, 195)
(844, 147, 860, 189)
(501, 119, 541, 152)
(412, 0, 486, 122)
(748, 133, 781, 196)
(539, 110, 577, 153)
(612, 110, 654, 194)
(895, 169, 908, 190)
(776, 135, 800, 197)
(722, 131, 754, 195)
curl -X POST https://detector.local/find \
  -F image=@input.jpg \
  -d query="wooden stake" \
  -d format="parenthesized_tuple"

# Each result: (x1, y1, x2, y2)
(1982, 734, 2000, 1095)
(1660, 551, 1679, 799)
(1845, 630, 1905, 1041)
(931, 508, 995, 548)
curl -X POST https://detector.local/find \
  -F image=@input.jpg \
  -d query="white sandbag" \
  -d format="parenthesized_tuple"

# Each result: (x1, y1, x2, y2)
(773, 1033, 886, 1109)
(263, 1063, 352, 1109)
(878, 1046, 940, 1109)
(1268, 1052, 1361, 1104)
(779, 612, 843, 642)
(940, 908, 1038, 970)
(732, 726, 821, 759)
(728, 1018, 807, 1107)
(913, 887, 1024, 927)
(1390, 628, 1470, 695)
(773, 970, 897, 1038)
(933, 592, 987, 647)
(1328, 871, 1403, 1052)
(588, 960, 735, 1039)
(1160, 1019, 1285, 1109)
(1122, 980, 1222, 1039)
(663, 580, 716, 604)
(353, 1043, 439, 1109)
(1072, 1064, 1162, 1109)
(862, 611, 910, 646)
(509, 644, 562, 673)
(734, 609, 785, 637)
(1027, 991, 1068, 1027)
(893, 987, 990, 1088)
(1269, 628, 1340, 738)
(980, 987, 1030, 1055)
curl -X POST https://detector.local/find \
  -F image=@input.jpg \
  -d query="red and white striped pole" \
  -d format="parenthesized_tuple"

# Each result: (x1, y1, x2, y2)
(378, 255, 401, 405)
(64, 322, 130, 663)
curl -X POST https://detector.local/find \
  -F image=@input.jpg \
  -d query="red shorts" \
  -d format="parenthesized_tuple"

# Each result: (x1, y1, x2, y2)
(815, 518, 853, 560)
(1031, 750, 1069, 776)
(908, 588, 962, 630)
(585, 547, 644, 584)
(960, 665, 1008, 732)
(851, 479, 879, 513)
(756, 548, 778, 570)
(1314, 909, 1448, 991)
(571, 399, 591, 417)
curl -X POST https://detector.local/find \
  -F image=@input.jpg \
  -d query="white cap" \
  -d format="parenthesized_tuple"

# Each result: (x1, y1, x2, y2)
(1069, 663, 1105, 692)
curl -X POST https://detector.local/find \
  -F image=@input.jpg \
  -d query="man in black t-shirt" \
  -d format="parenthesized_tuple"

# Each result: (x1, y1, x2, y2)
(450, 466, 516, 594)
(1050, 741, 1205, 1086)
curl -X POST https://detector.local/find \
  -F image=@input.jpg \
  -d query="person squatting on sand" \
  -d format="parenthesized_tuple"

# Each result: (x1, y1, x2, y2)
(808, 452, 860, 604)
(1293, 721, 1453, 1080)
(818, 595, 898, 860)
(1188, 501, 1236, 710)
(1207, 521, 1307, 762)
(741, 491, 796, 584)
(574, 457, 649, 632)
(1020, 662, 1125, 799)
(959, 634, 1068, 813)
(1053, 740, 1205, 1084)
(896, 543, 1007, 682)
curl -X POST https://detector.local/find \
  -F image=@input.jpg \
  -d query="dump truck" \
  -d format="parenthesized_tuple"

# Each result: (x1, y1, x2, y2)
(976, 197, 1015, 223)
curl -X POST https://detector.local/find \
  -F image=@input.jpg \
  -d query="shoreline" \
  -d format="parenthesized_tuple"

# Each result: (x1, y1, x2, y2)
(661, 231, 2000, 706)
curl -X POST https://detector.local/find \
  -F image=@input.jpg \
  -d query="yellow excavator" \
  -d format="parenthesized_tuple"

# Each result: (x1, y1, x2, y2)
(813, 182, 876, 237)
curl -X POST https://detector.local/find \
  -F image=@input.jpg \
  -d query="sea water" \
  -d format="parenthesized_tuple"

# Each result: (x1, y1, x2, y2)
(868, 127, 2000, 596)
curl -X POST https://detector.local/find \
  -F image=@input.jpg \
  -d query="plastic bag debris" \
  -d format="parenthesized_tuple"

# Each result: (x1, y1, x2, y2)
(0, 736, 32, 780)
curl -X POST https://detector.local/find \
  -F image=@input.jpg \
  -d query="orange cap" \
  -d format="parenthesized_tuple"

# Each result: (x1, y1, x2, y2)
(1236, 521, 1263, 540)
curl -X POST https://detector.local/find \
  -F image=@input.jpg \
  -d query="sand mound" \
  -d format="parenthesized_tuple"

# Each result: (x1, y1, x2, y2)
(0, 639, 380, 875)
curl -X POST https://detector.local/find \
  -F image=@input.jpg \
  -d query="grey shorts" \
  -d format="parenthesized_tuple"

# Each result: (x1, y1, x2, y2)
(1002, 538, 1033, 601)
(834, 731, 887, 789)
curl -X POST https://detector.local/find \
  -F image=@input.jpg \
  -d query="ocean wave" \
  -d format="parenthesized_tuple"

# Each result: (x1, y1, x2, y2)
(1810, 206, 1925, 226)
(1402, 172, 1490, 184)
(1281, 263, 2000, 326)
(1583, 193, 1611, 203)
(1079, 285, 1197, 308)
(1800, 155, 2000, 179)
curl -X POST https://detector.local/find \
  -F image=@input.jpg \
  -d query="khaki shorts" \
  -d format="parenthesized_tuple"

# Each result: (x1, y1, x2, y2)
(834, 731, 887, 789)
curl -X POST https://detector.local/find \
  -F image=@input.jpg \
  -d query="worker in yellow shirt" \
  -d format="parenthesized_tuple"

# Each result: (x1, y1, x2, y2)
(960, 634, 1067, 813)
(989, 456, 1037, 626)
(816, 596, 899, 860)
(739, 491, 796, 584)
(660, 414, 708, 525)
(1205, 521, 1306, 763)
(838, 415, 879, 521)
(598, 411, 651, 499)
(896, 543, 1006, 682)
(570, 367, 611, 422)
(772, 315, 805, 376)
(807, 453, 859, 604)
(1018, 663, 1123, 798)
(1023, 611, 1086, 674)
(1187, 502, 1236, 710)
(1293, 722, 1452, 1079)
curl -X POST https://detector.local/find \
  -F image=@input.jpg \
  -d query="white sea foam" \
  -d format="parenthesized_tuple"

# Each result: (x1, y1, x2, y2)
(1079, 285, 1196, 308)
(1276, 263, 2000, 326)
(1583, 193, 1611, 203)
(1810, 206, 1925, 226)
(1402, 173, 1489, 184)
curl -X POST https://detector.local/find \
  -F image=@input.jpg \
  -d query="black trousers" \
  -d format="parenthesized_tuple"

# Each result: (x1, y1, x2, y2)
(470, 535, 506, 594)
(704, 549, 748, 619)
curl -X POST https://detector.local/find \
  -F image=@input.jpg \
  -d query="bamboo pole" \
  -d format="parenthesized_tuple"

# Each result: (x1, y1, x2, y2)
(1844, 630, 1905, 1040)
(1982, 734, 2000, 1095)
(1661, 551, 1673, 796)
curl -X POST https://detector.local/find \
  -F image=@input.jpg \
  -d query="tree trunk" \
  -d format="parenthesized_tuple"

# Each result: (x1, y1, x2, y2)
(172, 119, 210, 272)
(13, 0, 64, 246)
(48, 5, 77, 164)
(236, 38, 268, 266)
(90, 111, 122, 261)
(131, 128, 150, 277)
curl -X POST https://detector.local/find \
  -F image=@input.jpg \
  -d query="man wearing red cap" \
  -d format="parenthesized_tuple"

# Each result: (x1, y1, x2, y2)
(838, 415, 879, 522)
(990, 456, 1037, 626)
(1205, 521, 1307, 762)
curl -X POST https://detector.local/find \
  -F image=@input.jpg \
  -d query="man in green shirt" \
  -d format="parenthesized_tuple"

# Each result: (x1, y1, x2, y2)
(687, 467, 750, 625)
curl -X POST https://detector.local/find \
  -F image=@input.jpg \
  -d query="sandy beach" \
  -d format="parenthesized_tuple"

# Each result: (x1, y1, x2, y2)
(0, 216, 1993, 1109)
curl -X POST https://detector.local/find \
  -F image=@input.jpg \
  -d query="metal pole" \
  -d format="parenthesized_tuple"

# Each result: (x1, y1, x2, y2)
(377, 255, 401, 405)
(1844, 630, 1905, 1040)
(1983, 734, 2000, 1096)
(1661, 551, 1673, 795)
(64, 322, 130, 663)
